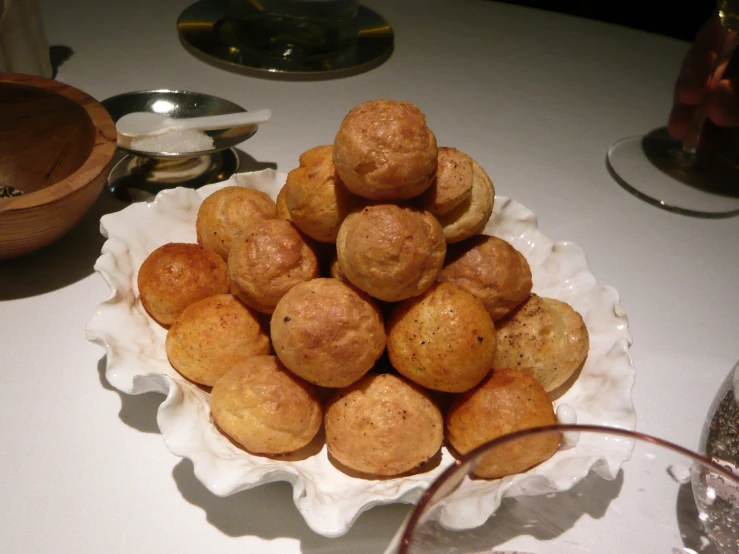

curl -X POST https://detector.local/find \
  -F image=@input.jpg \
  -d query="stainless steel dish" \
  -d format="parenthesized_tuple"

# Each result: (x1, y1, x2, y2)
(102, 89, 258, 159)
(101, 89, 252, 200)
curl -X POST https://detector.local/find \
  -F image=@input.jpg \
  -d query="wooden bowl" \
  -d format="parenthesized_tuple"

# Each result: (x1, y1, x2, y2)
(0, 73, 117, 260)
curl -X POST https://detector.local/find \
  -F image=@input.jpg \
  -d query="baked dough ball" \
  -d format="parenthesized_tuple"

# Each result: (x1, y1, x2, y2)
(137, 242, 230, 326)
(328, 253, 349, 284)
(228, 219, 319, 314)
(436, 159, 495, 243)
(165, 294, 270, 386)
(211, 356, 322, 455)
(196, 186, 276, 261)
(329, 253, 397, 319)
(387, 282, 496, 393)
(336, 204, 446, 302)
(284, 145, 362, 243)
(419, 147, 474, 216)
(438, 235, 532, 321)
(325, 373, 443, 476)
(446, 369, 560, 479)
(271, 278, 386, 388)
(333, 99, 438, 201)
(275, 184, 292, 221)
(494, 294, 589, 393)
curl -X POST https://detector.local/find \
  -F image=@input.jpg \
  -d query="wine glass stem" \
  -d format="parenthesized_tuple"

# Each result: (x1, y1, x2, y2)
(681, 22, 737, 161)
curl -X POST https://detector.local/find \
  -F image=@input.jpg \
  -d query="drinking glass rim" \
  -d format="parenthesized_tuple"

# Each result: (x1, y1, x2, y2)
(397, 423, 739, 554)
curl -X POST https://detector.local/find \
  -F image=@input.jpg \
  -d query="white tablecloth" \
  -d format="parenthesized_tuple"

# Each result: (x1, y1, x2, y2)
(2, 0, 737, 552)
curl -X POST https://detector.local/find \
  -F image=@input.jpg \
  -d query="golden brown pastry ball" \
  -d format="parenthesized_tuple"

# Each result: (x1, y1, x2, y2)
(436, 159, 495, 243)
(275, 184, 292, 221)
(196, 186, 276, 261)
(137, 242, 230, 326)
(211, 355, 323, 455)
(165, 294, 270, 386)
(228, 219, 319, 314)
(336, 204, 446, 302)
(325, 373, 443, 476)
(329, 253, 397, 319)
(494, 294, 589, 393)
(333, 99, 438, 201)
(328, 253, 349, 284)
(387, 282, 496, 393)
(271, 278, 386, 388)
(446, 369, 560, 479)
(284, 145, 363, 243)
(419, 147, 473, 216)
(437, 235, 532, 321)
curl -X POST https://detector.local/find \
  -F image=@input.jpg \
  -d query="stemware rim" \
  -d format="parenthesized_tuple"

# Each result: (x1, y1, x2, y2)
(606, 136, 739, 219)
(397, 423, 739, 554)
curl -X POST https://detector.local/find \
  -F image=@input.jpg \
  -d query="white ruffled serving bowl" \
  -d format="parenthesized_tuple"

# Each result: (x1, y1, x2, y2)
(85, 169, 635, 538)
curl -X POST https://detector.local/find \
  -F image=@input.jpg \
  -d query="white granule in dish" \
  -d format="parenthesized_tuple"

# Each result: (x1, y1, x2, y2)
(130, 129, 215, 153)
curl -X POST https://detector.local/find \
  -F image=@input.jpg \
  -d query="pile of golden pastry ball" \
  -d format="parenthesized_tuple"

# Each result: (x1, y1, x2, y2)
(136, 99, 589, 479)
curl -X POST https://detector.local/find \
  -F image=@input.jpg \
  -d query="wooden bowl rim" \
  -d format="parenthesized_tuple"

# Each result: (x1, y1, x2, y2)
(0, 72, 117, 212)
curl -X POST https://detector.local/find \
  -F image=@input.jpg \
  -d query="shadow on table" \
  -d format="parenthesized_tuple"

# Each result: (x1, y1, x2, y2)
(677, 482, 720, 553)
(235, 150, 277, 174)
(97, 353, 408, 550)
(173, 458, 411, 550)
(50, 45, 74, 78)
(0, 186, 129, 301)
(408, 471, 623, 551)
(97, 356, 163, 434)
(0, 151, 277, 301)
(95, 350, 628, 552)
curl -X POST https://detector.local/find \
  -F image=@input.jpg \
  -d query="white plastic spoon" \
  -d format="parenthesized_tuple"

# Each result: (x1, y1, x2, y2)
(116, 108, 272, 139)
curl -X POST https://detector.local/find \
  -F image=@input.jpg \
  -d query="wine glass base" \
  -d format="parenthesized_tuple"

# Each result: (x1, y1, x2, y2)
(607, 133, 739, 218)
(177, 0, 394, 79)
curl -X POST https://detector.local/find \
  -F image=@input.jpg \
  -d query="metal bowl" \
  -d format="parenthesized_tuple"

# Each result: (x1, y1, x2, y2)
(102, 89, 258, 159)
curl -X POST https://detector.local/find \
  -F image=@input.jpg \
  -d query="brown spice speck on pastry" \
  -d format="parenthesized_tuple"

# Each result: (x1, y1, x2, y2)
(387, 282, 496, 393)
(494, 294, 589, 392)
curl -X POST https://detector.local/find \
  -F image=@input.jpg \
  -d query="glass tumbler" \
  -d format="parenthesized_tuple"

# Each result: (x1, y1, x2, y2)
(397, 425, 739, 554)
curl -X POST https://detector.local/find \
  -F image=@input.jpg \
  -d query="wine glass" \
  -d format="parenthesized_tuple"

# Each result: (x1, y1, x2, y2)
(395, 424, 739, 553)
(606, 4, 739, 218)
